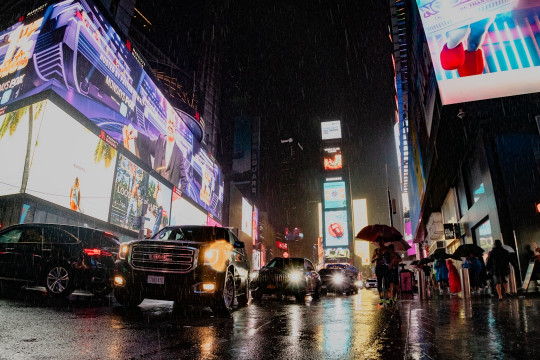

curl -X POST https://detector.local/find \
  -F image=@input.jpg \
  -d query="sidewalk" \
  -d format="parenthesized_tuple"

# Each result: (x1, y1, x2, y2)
(398, 294, 540, 360)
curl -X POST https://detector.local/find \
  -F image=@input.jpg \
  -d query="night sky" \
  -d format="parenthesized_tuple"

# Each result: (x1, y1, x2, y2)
(134, 0, 403, 255)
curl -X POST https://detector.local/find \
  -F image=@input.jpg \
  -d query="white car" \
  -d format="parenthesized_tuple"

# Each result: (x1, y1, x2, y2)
(364, 279, 378, 289)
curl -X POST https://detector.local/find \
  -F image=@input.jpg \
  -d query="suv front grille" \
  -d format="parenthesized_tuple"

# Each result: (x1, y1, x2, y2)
(131, 244, 198, 273)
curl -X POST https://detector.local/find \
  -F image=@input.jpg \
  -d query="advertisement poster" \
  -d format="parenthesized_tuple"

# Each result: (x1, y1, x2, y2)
(170, 188, 207, 226)
(324, 210, 349, 247)
(321, 120, 342, 140)
(323, 147, 342, 171)
(252, 205, 258, 245)
(0, 101, 47, 196)
(324, 247, 351, 261)
(324, 181, 347, 209)
(241, 197, 253, 236)
(143, 176, 171, 237)
(0, 0, 224, 219)
(25, 101, 117, 221)
(110, 154, 148, 231)
(416, 0, 540, 104)
(207, 213, 222, 227)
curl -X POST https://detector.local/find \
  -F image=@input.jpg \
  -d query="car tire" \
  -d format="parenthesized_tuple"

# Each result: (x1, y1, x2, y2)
(312, 285, 321, 300)
(213, 271, 235, 316)
(295, 291, 306, 303)
(237, 281, 249, 306)
(45, 264, 75, 298)
(114, 289, 143, 308)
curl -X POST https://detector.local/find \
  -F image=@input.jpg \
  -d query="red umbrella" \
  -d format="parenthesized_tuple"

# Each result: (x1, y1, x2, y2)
(384, 239, 411, 251)
(355, 224, 403, 243)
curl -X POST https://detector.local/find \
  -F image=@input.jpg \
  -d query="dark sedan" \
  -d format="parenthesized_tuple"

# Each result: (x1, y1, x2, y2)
(0, 223, 119, 297)
(251, 257, 321, 302)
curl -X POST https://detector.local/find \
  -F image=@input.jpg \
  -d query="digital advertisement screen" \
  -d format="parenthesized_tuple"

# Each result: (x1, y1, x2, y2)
(143, 176, 172, 237)
(25, 101, 117, 221)
(241, 197, 253, 236)
(252, 205, 258, 245)
(0, 101, 47, 196)
(321, 120, 342, 140)
(323, 147, 342, 171)
(0, 0, 224, 220)
(207, 214, 222, 227)
(324, 210, 349, 247)
(416, 0, 540, 104)
(110, 154, 148, 231)
(324, 247, 351, 261)
(324, 181, 347, 209)
(170, 188, 207, 226)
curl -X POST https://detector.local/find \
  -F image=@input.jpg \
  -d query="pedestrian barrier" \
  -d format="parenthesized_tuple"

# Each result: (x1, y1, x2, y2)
(461, 268, 470, 298)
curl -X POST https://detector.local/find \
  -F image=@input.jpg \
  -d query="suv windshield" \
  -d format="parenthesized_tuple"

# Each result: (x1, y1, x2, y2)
(152, 227, 224, 242)
(266, 258, 304, 269)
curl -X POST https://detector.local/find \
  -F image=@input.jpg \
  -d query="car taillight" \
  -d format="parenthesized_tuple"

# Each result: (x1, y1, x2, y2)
(83, 248, 112, 257)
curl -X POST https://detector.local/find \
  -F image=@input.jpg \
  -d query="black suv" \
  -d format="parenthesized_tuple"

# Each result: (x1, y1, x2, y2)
(251, 257, 321, 302)
(113, 226, 250, 314)
(0, 223, 120, 297)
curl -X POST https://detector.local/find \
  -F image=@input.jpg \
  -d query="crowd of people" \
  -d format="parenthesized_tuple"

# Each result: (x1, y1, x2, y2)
(420, 239, 520, 301)
(371, 237, 402, 306)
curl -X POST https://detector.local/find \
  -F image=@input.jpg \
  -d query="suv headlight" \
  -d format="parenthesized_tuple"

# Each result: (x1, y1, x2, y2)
(118, 244, 130, 260)
(333, 273, 344, 284)
(204, 249, 219, 265)
(288, 270, 303, 283)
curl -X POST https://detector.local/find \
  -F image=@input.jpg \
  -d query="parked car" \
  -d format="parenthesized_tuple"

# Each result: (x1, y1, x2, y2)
(113, 226, 250, 315)
(0, 223, 120, 297)
(319, 268, 356, 295)
(364, 278, 378, 289)
(251, 257, 321, 302)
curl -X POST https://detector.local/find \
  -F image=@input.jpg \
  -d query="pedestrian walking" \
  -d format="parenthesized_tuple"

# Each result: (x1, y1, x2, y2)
(434, 258, 449, 295)
(387, 244, 402, 303)
(463, 253, 482, 293)
(486, 239, 511, 301)
(446, 259, 461, 295)
(371, 237, 391, 305)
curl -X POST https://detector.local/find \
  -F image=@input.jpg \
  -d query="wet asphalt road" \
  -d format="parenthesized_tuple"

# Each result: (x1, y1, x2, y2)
(1, 286, 539, 360)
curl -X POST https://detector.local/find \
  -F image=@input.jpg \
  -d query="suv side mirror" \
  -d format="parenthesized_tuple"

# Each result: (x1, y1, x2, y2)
(234, 241, 245, 249)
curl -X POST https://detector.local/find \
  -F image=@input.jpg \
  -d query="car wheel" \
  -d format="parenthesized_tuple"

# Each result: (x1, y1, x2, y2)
(45, 264, 75, 298)
(237, 280, 249, 306)
(114, 289, 143, 308)
(312, 285, 321, 300)
(213, 271, 235, 316)
(295, 291, 306, 303)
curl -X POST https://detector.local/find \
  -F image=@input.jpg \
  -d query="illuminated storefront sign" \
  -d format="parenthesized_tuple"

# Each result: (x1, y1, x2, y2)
(323, 147, 343, 171)
(241, 197, 253, 236)
(416, 0, 540, 104)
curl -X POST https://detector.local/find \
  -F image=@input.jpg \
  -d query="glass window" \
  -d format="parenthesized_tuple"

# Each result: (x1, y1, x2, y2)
(21, 228, 43, 243)
(474, 218, 494, 257)
(0, 229, 22, 243)
(43, 228, 77, 244)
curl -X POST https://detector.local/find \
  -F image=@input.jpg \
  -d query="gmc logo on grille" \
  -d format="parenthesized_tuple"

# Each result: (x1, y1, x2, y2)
(150, 254, 171, 261)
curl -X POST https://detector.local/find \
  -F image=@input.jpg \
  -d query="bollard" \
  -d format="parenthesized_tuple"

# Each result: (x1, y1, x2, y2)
(461, 268, 470, 298)
(508, 264, 517, 294)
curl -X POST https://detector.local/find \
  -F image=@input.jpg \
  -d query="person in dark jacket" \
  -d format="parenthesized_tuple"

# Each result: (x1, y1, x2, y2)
(486, 239, 511, 301)
(463, 253, 482, 294)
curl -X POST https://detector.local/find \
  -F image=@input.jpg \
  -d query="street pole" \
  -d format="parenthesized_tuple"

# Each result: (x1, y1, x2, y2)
(386, 164, 393, 227)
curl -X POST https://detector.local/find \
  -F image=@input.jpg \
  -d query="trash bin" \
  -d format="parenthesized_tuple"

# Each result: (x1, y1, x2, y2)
(461, 268, 470, 298)
(400, 270, 413, 292)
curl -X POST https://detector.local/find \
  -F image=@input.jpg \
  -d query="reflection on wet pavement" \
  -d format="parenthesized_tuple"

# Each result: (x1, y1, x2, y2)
(1, 286, 540, 359)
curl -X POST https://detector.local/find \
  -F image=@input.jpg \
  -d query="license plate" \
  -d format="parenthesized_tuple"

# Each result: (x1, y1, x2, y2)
(322, 285, 327, 289)
(267, 284, 276, 289)
(147, 275, 165, 285)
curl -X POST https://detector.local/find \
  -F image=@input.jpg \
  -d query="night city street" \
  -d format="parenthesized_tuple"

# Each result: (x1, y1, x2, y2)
(1, 287, 540, 360)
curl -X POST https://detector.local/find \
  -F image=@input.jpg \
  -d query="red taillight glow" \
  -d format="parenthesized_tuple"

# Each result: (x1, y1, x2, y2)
(104, 232, 114, 237)
(84, 248, 112, 257)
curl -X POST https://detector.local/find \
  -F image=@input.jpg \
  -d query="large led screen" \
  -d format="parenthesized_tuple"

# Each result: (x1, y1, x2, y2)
(0, 0, 224, 219)
(25, 101, 117, 221)
(416, 0, 540, 104)
(323, 181, 347, 209)
(324, 210, 349, 247)
(144, 176, 172, 237)
(241, 198, 253, 236)
(323, 147, 342, 171)
(170, 188, 207, 226)
(110, 154, 148, 231)
(0, 101, 46, 196)
(321, 120, 342, 140)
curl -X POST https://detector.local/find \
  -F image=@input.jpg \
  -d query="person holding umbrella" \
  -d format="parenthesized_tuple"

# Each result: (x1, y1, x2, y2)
(486, 239, 511, 301)
(434, 256, 449, 295)
(463, 253, 482, 294)
(371, 237, 391, 305)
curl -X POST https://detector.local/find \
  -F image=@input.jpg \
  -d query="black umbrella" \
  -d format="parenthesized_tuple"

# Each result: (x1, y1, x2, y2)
(411, 260, 420, 266)
(432, 248, 461, 260)
(419, 257, 434, 265)
(452, 244, 484, 258)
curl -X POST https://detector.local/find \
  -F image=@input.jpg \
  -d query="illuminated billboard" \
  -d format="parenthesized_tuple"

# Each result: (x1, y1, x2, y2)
(323, 181, 347, 209)
(25, 101, 117, 222)
(143, 176, 172, 236)
(0, 0, 224, 219)
(170, 188, 207, 226)
(324, 210, 349, 247)
(416, 0, 540, 104)
(0, 101, 47, 196)
(323, 147, 342, 171)
(241, 198, 253, 236)
(252, 205, 259, 245)
(321, 120, 342, 140)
